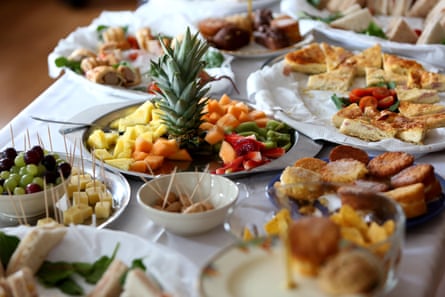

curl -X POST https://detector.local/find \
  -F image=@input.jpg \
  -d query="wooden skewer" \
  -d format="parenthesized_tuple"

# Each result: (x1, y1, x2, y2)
(161, 167, 177, 209)
(7, 190, 23, 225)
(47, 125, 54, 152)
(9, 124, 15, 147)
(44, 177, 49, 220)
(188, 165, 209, 203)
(51, 185, 60, 224)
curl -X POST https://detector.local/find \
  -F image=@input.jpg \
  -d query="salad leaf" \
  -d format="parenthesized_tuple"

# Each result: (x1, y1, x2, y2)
(55, 57, 82, 74)
(331, 94, 350, 109)
(0, 231, 20, 269)
(203, 50, 225, 68)
(362, 22, 387, 39)
(77, 243, 120, 284)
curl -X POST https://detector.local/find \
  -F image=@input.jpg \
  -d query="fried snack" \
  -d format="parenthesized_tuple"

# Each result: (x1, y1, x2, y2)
(384, 183, 427, 218)
(425, 178, 443, 202)
(390, 163, 436, 188)
(288, 217, 341, 276)
(293, 157, 327, 173)
(328, 144, 369, 164)
(197, 18, 230, 39)
(367, 151, 414, 178)
(210, 24, 251, 51)
(276, 166, 324, 200)
(318, 249, 383, 295)
(86, 66, 125, 86)
(320, 159, 368, 183)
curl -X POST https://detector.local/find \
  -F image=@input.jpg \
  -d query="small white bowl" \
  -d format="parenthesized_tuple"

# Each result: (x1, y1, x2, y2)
(137, 172, 239, 236)
(0, 180, 68, 219)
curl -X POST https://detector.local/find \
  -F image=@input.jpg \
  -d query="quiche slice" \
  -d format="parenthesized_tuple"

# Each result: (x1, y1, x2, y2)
(398, 101, 445, 117)
(284, 43, 326, 74)
(343, 44, 382, 76)
(382, 53, 425, 76)
(407, 69, 445, 91)
(307, 65, 356, 92)
(320, 42, 354, 72)
(365, 67, 407, 87)
(395, 87, 439, 104)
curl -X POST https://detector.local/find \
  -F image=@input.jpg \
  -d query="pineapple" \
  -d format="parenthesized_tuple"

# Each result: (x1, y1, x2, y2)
(149, 28, 210, 150)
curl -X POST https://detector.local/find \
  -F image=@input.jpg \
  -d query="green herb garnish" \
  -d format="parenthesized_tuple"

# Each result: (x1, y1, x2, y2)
(362, 22, 387, 39)
(0, 231, 20, 269)
(331, 94, 350, 109)
(54, 57, 82, 74)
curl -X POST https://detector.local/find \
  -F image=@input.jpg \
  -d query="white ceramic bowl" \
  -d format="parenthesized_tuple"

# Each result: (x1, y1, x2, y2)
(0, 179, 68, 219)
(137, 172, 239, 236)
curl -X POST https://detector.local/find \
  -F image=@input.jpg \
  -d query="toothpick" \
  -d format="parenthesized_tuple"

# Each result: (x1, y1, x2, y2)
(7, 190, 23, 225)
(9, 125, 15, 147)
(18, 196, 28, 226)
(50, 185, 60, 224)
(79, 138, 85, 174)
(189, 165, 209, 203)
(162, 167, 177, 209)
(44, 178, 49, 219)
(59, 168, 71, 209)
(47, 125, 53, 152)
(26, 129, 31, 149)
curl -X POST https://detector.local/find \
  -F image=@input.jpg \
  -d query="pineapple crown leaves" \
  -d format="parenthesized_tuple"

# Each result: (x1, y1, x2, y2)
(149, 28, 212, 140)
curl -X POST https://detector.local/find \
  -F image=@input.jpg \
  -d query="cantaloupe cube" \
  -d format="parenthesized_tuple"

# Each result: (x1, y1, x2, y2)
(144, 155, 164, 170)
(151, 138, 179, 157)
(219, 140, 236, 164)
(167, 149, 192, 161)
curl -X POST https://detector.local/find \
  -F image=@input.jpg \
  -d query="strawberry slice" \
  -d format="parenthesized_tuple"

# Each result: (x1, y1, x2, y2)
(243, 159, 268, 170)
(262, 147, 286, 158)
(245, 151, 262, 162)
(224, 133, 245, 146)
(219, 156, 245, 174)
(233, 138, 264, 156)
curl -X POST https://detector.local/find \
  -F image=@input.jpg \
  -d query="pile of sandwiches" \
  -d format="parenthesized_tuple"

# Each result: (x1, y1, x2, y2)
(312, 0, 445, 45)
(0, 225, 167, 297)
(284, 42, 445, 144)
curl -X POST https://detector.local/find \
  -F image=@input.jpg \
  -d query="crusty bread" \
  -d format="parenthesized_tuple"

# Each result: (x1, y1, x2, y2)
(386, 17, 418, 44)
(398, 101, 445, 117)
(384, 183, 427, 218)
(320, 159, 368, 183)
(284, 43, 326, 74)
(395, 87, 439, 104)
(382, 53, 425, 76)
(307, 65, 356, 92)
(339, 118, 398, 142)
(327, 0, 365, 12)
(320, 43, 354, 72)
(6, 267, 39, 297)
(408, 0, 439, 17)
(121, 268, 163, 297)
(332, 103, 363, 128)
(343, 44, 382, 76)
(330, 8, 374, 32)
(367, 151, 414, 178)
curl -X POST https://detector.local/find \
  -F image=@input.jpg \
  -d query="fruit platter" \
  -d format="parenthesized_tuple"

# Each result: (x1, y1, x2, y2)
(57, 29, 322, 179)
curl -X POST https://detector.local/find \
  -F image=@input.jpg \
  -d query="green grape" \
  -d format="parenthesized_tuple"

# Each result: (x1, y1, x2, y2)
(3, 178, 18, 192)
(9, 173, 21, 183)
(13, 187, 25, 195)
(0, 185, 3, 193)
(19, 174, 34, 187)
(32, 177, 44, 188)
(10, 166, 20, 174)
(19, 166, 28, 176)
(0, 171, 10, 179)
(55, 177, 62, 185)
(14, 154, 25, 167)
(37, 164, 46, 175)
(26, 164, 39, 176)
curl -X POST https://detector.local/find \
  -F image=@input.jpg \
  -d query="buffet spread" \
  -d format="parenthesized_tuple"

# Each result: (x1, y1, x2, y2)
(1, 0, 445, 297)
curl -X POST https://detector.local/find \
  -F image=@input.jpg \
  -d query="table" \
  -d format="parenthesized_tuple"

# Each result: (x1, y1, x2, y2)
(1, 52, 445, 296)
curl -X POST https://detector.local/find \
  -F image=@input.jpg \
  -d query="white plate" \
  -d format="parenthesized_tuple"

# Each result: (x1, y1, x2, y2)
(3, 225, 198, 297)
(0, 153, 131, 228)
(247, 51, 445, 155)
(199, 237, 386, 297)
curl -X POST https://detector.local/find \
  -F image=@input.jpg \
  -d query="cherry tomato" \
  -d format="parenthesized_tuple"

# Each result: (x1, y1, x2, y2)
(372, 87, 391, 100)
(350, 87, 375, 98)
(377, 95, 395, 109)
(359, 96, 378, 111)
(127, 36, 139, 49)
(349, 93, 361, 103)
(128, 52, 139, 61)
(414, 29, 422, 37)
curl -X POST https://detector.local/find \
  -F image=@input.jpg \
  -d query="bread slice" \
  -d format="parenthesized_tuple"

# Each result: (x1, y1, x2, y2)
(330, 8, 374, 32)
(338, 118, 397, 142)
(366, 0, 389, 15)
(327, 0, 365, 12)
(417, 18, 445, 44)
(408, 0, 438, 17)
(395, 87, 439, 104)
(284, 43, 326, 74)
(320, 43, 354, 72)
(332, 103, 363, 128)
(388, 0, 413, 16)
(382, 53, 425, 76)
(307, 65, 356, 92)
(343, 44, 382, 76)
(386, 17, 418, 44)
(398, 101, 445, 117)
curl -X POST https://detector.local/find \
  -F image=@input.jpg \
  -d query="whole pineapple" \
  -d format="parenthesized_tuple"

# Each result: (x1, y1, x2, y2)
(149, 28, 210, 151)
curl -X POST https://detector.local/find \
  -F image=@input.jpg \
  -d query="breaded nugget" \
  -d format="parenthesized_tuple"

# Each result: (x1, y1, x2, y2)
(329, 145, 370, 164)
(353, 180, 390, 192)
(367, 152, 414, 178)
(277, 166, 324, 200)
(390, 164, 435, 188)
(293, 157, 327, 173)
(425, 178, 443, 202)
(320, 159, 368, 184)
(384, 183, 427, 218)
(289, 217, 341, 276)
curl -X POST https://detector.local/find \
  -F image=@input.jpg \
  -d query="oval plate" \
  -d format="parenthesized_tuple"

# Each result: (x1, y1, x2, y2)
(60, 101, 323, 179)
(265, 172, 445, 229)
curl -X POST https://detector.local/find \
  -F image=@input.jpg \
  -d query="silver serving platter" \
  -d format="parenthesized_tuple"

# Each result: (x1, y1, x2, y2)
(60, 100, 323, 179)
